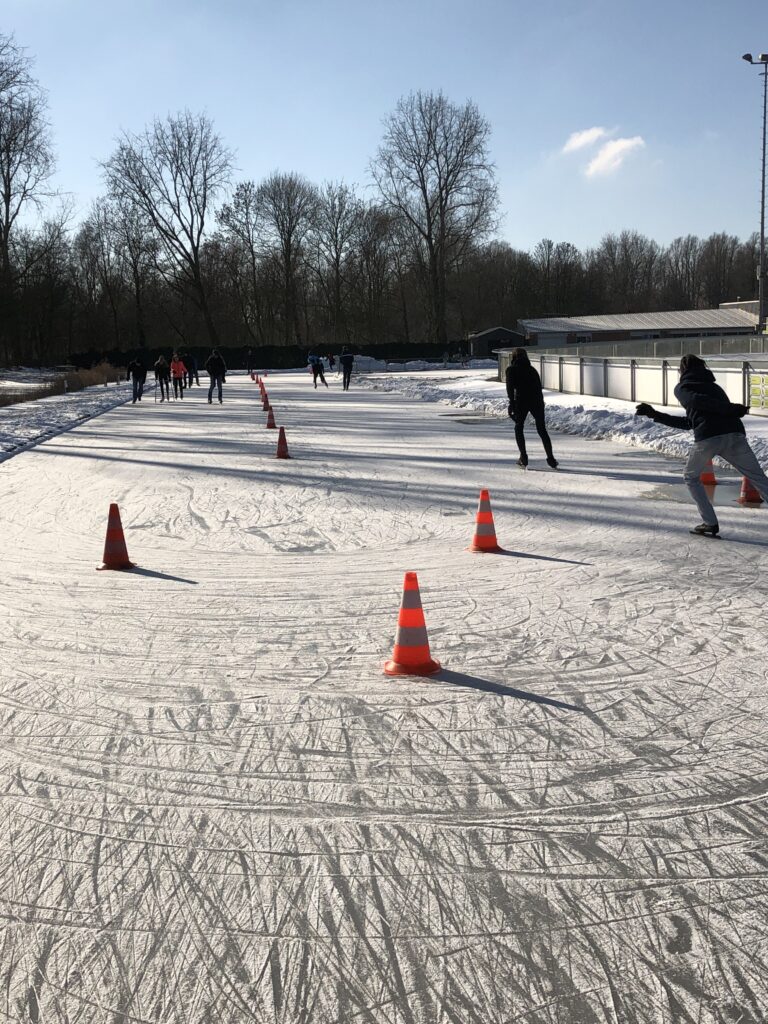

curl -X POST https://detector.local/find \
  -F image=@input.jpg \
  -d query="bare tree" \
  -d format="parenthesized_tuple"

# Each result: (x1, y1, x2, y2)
(218, 181, 270, 344)
(0, 33, 56, 362)
(102, 111, 232, 347)
(253, 171, 317, 345)
(371, 90, 498, 345)
(661, 235, 702, 308)
(351, 203, 396, 344)
(308, 181, 362, 344)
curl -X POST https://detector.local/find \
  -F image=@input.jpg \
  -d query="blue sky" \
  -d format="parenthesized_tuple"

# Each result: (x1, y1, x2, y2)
(5, 0, 767, 250)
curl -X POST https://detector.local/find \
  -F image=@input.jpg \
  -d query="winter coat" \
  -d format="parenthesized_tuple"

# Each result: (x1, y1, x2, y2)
(153, 360, 170, 381)
(652, 367, 747, 441)
(339, 353, 354, 369)
(170, 359, 187, 380)
(205, 354, 227, 377)
(126, 360, 147, 383)
(505, 363, 544, 413)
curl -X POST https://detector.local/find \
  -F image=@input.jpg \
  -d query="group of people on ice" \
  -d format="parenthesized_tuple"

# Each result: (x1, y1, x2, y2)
(126, 350, 228, 405)
(307, 350, 355, 391)
(505, 346, 768, 537)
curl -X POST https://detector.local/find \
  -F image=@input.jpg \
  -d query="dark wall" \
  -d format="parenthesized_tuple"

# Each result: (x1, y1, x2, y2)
(68, 341, 459, 371)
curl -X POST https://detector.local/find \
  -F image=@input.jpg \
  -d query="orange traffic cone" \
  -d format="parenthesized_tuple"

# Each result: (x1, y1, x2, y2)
(384, 572, 441, 676)
(737, 476, 764, 506)
(250, 372, 255, 381)
(97, 503, 135, 571)
(262, 396, 270, 411)
(266, 408, 276, 429)
(700, 460, 717, 485)
(276, 426, 291, 459)
(468, 489, 504, 552)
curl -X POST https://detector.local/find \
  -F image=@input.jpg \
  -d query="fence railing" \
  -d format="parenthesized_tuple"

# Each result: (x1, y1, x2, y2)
(500, 355, 768, 413)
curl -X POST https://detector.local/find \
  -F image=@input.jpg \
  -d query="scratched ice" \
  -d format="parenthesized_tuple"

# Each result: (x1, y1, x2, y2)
(0, 370, 766, 1023)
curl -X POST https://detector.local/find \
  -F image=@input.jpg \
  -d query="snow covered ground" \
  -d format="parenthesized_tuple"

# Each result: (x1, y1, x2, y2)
(1, 369, 767, 1023)
(0, 376, 131, 460)
(357, 365, 768, 467)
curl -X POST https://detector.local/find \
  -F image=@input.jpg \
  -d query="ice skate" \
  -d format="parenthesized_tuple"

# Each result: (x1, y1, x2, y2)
(689, 522, 720, 538)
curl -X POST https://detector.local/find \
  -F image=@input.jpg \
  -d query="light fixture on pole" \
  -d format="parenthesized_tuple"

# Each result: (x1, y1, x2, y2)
(742, 52, 768, 333)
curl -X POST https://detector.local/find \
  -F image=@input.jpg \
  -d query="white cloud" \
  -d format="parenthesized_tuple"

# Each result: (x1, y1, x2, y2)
(562, 127, 608, 153)
(585, 136, 645, 176)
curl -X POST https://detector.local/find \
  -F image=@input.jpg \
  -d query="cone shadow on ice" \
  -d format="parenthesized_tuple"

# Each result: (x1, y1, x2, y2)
(436, 669, 585, 712)
(130, 566, 198, 585)
(490, 550, 590, 566)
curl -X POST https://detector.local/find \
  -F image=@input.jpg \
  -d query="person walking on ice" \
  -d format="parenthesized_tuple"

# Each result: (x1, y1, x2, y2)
(505, 347, 558, 468)
(205, 348, 227, 404)
(153, 355, 170, 402)
(307, 352, 328, 389)
(126, 356, 147, 403)
(635, 353, 768, 537)
(170, 353, 187, 399)
(339, 348, 354, 391)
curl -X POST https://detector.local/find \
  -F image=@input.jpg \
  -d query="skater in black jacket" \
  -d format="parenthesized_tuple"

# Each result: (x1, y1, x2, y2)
(505, 348, 558, 468)
(126, 358, 147, 403)
(636, 354, 768, 536)
(154, 356, 170, 402)
(339, 349, 354, 391)
(205, 349, 227, 404)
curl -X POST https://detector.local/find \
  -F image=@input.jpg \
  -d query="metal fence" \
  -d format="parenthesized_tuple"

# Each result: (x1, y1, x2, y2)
(513, 334, 768, 359)
(496, 354, 768, 413)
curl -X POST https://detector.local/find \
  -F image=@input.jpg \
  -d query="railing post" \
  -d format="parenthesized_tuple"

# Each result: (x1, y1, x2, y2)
(579, 356, 584, 395)
(662, 360, 669, 406)
(603, 359, 608, 397)
(630, 359, 637, 402)
(744, 361, 751, 407)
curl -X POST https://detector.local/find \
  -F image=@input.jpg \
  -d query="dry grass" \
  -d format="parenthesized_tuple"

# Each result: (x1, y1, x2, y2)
(0, 362, 124, 409)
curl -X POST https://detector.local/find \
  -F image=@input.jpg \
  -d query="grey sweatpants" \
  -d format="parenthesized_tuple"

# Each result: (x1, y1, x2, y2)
(683, 432, 768, 524)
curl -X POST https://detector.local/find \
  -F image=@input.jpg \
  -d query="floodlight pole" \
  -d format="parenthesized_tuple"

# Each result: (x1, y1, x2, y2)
(743, 53, 768, 333)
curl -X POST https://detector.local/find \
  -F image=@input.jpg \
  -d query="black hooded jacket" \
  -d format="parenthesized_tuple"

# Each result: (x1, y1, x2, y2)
(652, 366, 746, 441)
(505, 363, 544, 413)
(126, 360, 147, 383)
(205, 353, 227, 377)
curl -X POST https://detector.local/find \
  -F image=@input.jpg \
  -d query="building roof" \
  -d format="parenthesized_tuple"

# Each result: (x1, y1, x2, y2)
(519, 308, 759, 334)
(468, 326, 520, 338)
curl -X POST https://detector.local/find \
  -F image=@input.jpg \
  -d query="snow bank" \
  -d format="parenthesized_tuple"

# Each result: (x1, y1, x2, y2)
(0, 381, 132, 461)
(357, 368, 768, 469)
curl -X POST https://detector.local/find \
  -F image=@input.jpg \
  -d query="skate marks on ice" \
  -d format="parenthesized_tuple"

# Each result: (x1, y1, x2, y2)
(2, 630, 768, 1023)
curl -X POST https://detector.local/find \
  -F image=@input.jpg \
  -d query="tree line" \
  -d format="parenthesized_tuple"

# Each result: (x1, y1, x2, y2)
(0, 34, 761, 367)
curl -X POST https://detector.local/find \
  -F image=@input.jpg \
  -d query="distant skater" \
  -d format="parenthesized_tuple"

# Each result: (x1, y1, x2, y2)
(308, 352, 328, 389)
(339, 348, 354, 391)
(327, 353, 335, 375)
(126, 356, 147, 403)
(154, 355, 170, 402)
(170, 353, 187, 399)
(505, 348, 558, 468)
(205, 348, 227, 404)
(636, 354, 768, 537)
(183, 352, 199, 388)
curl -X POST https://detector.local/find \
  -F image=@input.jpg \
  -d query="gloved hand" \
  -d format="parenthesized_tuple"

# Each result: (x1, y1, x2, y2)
(730, 403, 749, 417)
(507, 403, 516, 421)
(635, 403, 656, 418)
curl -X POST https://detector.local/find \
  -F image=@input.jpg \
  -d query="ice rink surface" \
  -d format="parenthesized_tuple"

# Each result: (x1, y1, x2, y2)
(1, 372, 767, 1023)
